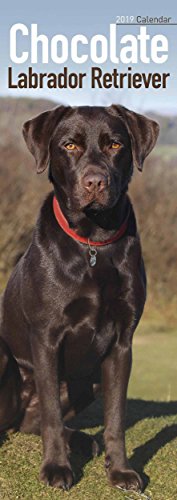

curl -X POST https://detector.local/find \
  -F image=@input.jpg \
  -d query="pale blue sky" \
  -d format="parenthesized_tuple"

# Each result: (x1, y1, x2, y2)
(1, 0, 177, 113)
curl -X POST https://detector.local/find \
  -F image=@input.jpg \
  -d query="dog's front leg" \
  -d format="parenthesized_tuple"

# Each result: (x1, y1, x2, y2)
(31, 333, 74, 490)
(102, 339, 143, 492)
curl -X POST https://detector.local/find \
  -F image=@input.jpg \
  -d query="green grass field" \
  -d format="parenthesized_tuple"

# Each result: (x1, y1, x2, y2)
(0, 321, 177, 500)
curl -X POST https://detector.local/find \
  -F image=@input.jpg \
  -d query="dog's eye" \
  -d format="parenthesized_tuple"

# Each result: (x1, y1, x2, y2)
(65, 143, 77, 151)
(111, 142, 121, 150)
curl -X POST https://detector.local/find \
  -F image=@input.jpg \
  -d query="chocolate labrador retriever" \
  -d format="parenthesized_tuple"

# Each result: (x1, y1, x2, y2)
(0, 105, 159, 492)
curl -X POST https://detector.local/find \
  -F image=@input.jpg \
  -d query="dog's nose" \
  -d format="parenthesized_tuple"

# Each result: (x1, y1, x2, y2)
(82, 173, 108, 193)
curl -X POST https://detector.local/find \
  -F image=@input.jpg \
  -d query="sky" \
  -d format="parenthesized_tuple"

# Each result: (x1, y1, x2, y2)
(1, 0, 177, 114)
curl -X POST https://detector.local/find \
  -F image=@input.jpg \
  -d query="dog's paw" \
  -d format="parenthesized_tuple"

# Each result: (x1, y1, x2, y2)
(40, 462, 74, 490)
(106, 464, 143, 492)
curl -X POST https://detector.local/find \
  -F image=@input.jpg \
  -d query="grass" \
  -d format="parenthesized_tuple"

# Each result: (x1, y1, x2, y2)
(0, 321, 177, 500)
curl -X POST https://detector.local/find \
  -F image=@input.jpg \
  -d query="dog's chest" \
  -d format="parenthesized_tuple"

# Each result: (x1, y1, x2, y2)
(62, 260, 122, 377)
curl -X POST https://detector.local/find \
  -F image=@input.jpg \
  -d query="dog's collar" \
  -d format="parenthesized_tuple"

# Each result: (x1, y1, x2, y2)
(53, 195, 130, 266)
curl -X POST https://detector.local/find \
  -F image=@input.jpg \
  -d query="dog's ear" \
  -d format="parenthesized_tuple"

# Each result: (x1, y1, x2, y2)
(22, 106, 70, 173)
(111, 105, 160, 171)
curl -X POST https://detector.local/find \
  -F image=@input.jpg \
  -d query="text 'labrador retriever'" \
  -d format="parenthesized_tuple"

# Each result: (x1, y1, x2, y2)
(0, 105, 159, 492)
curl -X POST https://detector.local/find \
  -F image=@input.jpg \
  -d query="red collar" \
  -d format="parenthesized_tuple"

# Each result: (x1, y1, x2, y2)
(53, 195, 129, 247)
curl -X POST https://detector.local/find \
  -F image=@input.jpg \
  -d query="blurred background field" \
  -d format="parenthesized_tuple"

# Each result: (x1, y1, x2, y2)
(0, 98, 177, 499)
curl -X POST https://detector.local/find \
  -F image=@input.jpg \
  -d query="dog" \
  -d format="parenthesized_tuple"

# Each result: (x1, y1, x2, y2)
(0, 105, 159, 491)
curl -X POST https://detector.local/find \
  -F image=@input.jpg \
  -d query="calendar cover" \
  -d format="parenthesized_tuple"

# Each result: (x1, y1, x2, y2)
(0, 1, 177, 498)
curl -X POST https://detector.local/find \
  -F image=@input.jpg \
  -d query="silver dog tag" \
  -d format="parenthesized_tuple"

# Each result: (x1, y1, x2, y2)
(90, 253, 97, 267)
(88, 244, 97, 267)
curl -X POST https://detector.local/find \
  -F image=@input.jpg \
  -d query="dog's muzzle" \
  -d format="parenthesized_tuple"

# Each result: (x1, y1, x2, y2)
(82, 172, 108, 194)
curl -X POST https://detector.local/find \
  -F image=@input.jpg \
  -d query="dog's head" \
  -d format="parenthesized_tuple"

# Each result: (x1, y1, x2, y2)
(23, 105, 159, 212)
